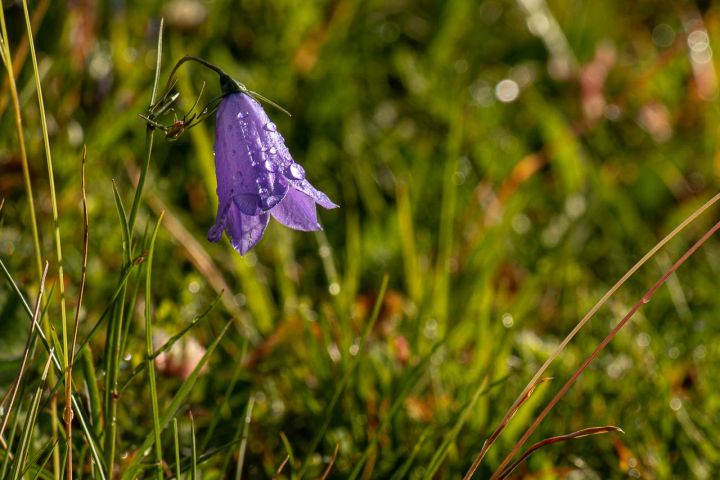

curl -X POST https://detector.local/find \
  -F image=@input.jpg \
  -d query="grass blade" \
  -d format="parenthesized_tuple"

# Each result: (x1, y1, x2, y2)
(22, 437, 56, 480)
(173, 418, 181, 480)
(200, 336, 248, 450)
(121, 292, 222, 392)
(279, 432, 295, 474)
(465, 191, 720, 478)
(121, 318, 233, 479)
(145, 211, 166, 480)
(388, 425, 433, 480)
(0, 262, 48, 440)
(423, 376, 489, 479)
(190, 411, 198, 480)
(271, 456, 290, 480)
(112, 180, 131, 264)
(348, 339, 445, 480)
(65, 145, 90, 480)
(9, 352, 53, 480)
(497, 426, 624, 479)
(234, 396, 255, 480)
(319, 444, 339, 480)
(491, 219, 720, 478)
(297, 274, 389, 478)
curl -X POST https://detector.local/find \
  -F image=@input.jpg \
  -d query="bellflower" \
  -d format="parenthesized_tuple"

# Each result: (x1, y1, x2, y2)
(207, 92, 338, 254)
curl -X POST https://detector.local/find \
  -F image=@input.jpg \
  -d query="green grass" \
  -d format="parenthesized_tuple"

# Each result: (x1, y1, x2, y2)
(2, 1, 720, 478)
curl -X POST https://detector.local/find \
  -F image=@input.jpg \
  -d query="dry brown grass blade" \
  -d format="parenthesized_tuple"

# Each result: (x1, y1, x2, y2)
(496, 425, 624, 480)
(319, 444, 340, 480)
(65, 145, 89, 480)
(464, 376, 552, 478)
(0, 262, 48, 441)
(271, 455, 290, 480)
(463, 191, 720, 480)
(491, 219, 720, 478)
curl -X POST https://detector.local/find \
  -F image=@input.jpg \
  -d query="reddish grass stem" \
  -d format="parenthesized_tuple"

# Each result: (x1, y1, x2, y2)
(463, 192, 720, 480)
(65, 146, 89, 480)
(490, 219, 720, 478)
(496, 425, 623, 479)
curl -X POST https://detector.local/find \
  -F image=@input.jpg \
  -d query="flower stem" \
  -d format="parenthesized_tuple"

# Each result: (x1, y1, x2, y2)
(104, 19, 164, 472)
(160, 54, 291, 116)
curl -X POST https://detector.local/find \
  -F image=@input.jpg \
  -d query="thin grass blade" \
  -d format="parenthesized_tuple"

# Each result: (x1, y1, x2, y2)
(423, 376, 490, 480)
(318, 444, 339, 480)
(121, 318, 233, 479)
(271, 456, 290, 480)
(297, 274, 389, 478)
(9, 352, 53, 480)
(173, 418, 181, 479)
(235, 396, 255, 480)
(497, 426, 624, 480)
(190, 411, 198, 480)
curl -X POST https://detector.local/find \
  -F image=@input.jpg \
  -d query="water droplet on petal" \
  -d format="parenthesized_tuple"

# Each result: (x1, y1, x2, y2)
(264, 159, 278, 172)
(256, 175, 272, 188)
(286, 163, 305, 180)
(236, 111, 246, 119)
(264, 122, 277, 132)
(269, 146, 277, 155)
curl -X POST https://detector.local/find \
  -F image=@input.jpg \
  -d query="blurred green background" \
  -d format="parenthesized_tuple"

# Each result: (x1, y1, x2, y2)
(2, 0, 720, 478)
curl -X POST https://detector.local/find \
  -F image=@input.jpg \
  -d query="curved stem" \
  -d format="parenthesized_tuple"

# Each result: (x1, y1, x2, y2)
(171, 55, 229, 80)
(105, 20, 165, 473)
(127, 20, 164, 236)
(160, 55, 291, 116)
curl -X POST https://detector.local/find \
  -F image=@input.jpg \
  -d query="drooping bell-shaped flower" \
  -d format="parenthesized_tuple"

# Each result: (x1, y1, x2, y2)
(208, 92, 338, 254)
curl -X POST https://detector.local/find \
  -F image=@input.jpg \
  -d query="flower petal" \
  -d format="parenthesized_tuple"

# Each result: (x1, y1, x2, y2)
(208, 199, 233, 243)
(214, 93, 289, 216)
(271, 188, 321, 231)
(225, 203, 270, 255)
(210, 92, 338, 254)
(287, 178, 339, 210)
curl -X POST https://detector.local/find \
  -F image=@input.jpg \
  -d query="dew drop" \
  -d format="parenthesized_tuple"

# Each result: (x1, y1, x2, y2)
(264, 122, 277, 132)
(286, 163, 305, 180)
(642, 297, 650, 304)
(264, 159, 278, 172)
(236, 111, 246, 119)
(269, 146, 277, 155)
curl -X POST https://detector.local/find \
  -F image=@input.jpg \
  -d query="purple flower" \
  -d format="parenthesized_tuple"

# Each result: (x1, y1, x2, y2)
(208, 92, 338, 254)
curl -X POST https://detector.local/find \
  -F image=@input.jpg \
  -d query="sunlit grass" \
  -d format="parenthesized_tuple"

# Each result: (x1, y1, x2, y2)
(1, 1, 720, 478)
